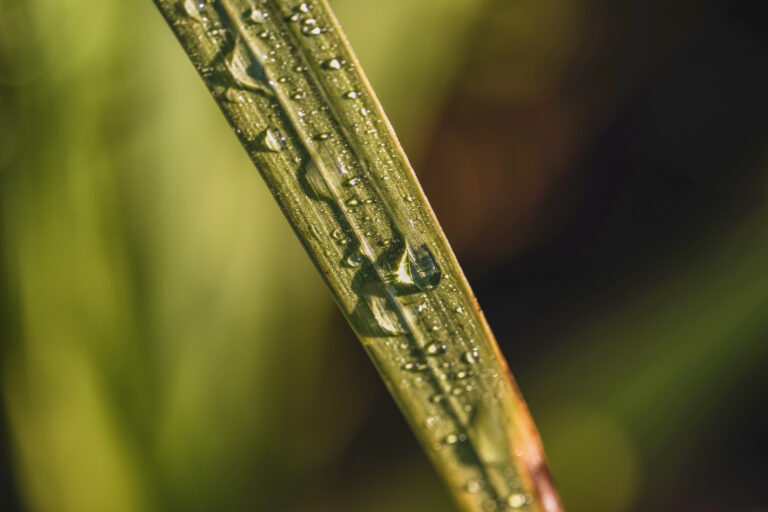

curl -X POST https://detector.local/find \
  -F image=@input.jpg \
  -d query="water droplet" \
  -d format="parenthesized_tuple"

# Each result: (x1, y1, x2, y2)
(244, 7, 268, 24)
(403, 362, 427, 372)
(331, 228, 345, 240)
(386, 241, 441, 292)
(299, 2, 312, 12)
(455, 306, 465, 314)
(431, 325, 440, 332)
(454, 370, 472, 379)
(314, 132, 331, 141)
(347, 198, 360, 207)
(182, 0, 203, 22)
(226, 40, 273, 96)
(294, 65, 307, 72)
(302, 24, 324, 36)
(323, 57, 345, 70)
(444, 433, 467, 445)
(465, 480, 484, 493)
(365, 295, 407, 336)
(343, 90, 361, 99)
(507, 494, 530, 508)
(255, 128, 286, 152)
(346, 252, 362, 268)
(345, 177, 361, 187)
(425, 342, 446, 356)
(463, 348, 479, 365)
(430, 394, 444, 404)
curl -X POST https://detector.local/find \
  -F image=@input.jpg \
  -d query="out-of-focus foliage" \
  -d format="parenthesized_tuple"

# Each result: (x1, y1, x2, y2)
(2, 0, 767, 511)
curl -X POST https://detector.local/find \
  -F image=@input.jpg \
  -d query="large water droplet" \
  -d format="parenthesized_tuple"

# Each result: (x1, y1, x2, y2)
(226, 39, 273, 96)
(385, 241, 441, 293)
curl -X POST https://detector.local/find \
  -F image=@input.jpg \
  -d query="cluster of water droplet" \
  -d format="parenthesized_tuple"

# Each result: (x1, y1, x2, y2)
(161, 0, 540, 509)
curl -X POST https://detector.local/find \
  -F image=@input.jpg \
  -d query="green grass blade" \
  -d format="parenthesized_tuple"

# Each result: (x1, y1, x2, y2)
(151, 1, 563, 510)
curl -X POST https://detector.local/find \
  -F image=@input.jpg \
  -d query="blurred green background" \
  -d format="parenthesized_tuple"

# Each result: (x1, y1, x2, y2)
(1, 0, 767, 511)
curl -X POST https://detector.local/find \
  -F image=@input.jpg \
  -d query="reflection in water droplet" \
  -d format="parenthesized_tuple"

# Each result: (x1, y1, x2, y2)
(256, 128, 286, 152)
(463, 348, 479, 365)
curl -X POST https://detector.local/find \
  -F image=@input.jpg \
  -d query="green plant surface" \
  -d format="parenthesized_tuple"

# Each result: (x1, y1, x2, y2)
(151, 1, 562, 511)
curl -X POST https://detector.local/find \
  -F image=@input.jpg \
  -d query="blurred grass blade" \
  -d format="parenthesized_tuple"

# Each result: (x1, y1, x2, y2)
(152, 1, 562, 510)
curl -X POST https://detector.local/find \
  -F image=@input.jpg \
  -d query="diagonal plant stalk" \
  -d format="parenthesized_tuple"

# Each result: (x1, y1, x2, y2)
(152, 1, 563, 510)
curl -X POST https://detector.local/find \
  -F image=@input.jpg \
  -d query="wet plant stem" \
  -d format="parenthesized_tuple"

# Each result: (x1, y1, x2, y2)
(152, 1, 563, 510)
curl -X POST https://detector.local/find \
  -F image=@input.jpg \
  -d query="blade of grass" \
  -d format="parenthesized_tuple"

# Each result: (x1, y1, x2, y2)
(151, 1, 563, 510)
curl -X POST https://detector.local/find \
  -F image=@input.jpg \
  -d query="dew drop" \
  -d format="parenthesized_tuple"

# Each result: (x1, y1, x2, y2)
(343, 90, 361, 99)
(244, 7, 268, 24)
(465, 480, 484, 493)
(314, 132, 331, 141)
(331, 228, 345, 240)
(347, 198, 360, 207)
(323, 57, 345, 70)
(346, 252, 362, 268)
(455, 306, 465, 314)
(345, 177, 361, 187)
(463, 348, 479, 365)
(425, 342, 446, 356)
(298, 2, 312, 12)
(444, 433, 467, 445)
(507, 494, 530, 508)
(302, 24, 324, 36)
(255, 127, 286, 152)
(182, 0, 203, 22)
